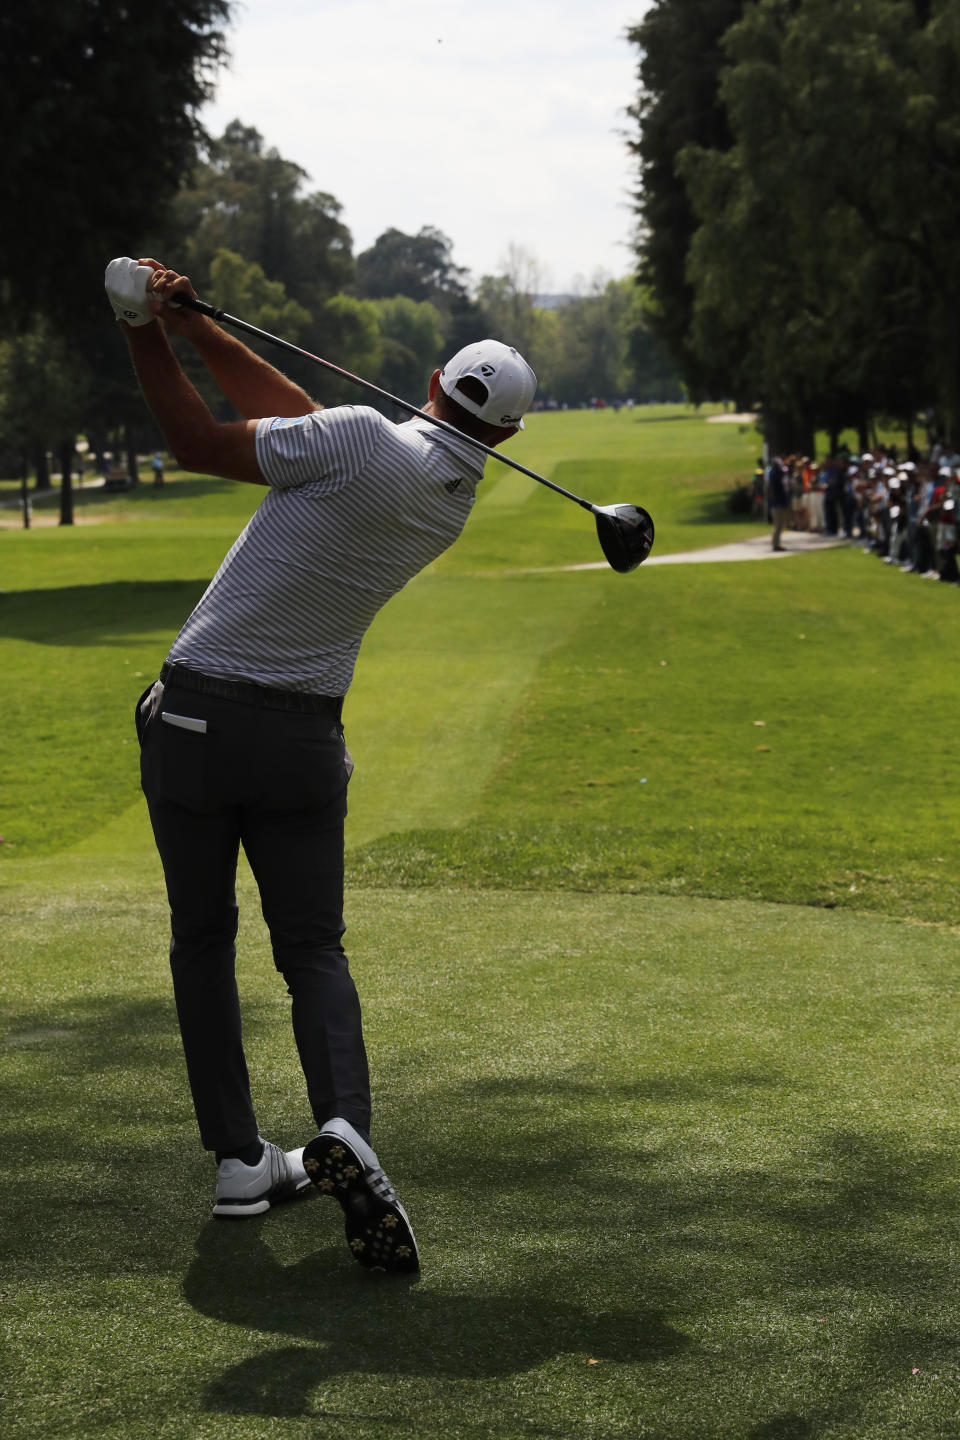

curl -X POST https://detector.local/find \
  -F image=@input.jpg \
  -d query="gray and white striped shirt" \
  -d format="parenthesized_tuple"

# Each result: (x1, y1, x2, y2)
(165, 405, 485, 694)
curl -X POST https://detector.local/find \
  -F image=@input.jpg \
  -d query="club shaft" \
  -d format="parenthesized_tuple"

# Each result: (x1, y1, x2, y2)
(172, 295, 596, 512)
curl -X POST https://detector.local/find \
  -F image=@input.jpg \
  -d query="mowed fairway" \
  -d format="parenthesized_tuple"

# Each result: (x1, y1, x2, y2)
(2, 407, 960, 1440)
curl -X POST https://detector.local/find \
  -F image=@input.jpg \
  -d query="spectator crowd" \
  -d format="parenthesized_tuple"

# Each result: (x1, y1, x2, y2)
(754, 446, 960, 582)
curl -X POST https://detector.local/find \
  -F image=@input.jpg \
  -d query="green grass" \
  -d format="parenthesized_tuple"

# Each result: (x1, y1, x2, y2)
(349, 554, 960, 923)
(2, 404, 959, 1439)
(3, 866, 960, 1438)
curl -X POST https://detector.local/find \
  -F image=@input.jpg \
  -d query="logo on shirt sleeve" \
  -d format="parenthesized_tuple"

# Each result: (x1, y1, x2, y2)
(444, 477, 465, 494)
(270, 416, 309, 431)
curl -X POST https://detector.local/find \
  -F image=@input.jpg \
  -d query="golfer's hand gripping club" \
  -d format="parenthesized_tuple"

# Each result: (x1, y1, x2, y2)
(104, 258, 155, 327)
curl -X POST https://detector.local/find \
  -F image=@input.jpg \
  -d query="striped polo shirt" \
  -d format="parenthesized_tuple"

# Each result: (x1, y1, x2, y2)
(164, 405, 484, 695)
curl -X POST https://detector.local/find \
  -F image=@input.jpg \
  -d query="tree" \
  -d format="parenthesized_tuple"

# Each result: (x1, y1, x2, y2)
(441, 289, 496, 356)
(160, 248, 313, 421)
(354, 226, 489, 355)
(630, 0, 960, 446)
(0, 1, 233, 519)
(172, 122, 354, 315)
(0, 0, 231, 329)
(168, 122, 388, 403)
(310, 295, 383, 407)
(207, 250, 312, 340)
(627, 0, 746, 402)
(682, 0, 951, 446)
(370, 297, 445, 402)
(0, 320, 92, 523)
(355, 227, 469, 306)
(626, 298, 687, 404)
(475, 245, 547, 363)
(533, 279, 684, 406)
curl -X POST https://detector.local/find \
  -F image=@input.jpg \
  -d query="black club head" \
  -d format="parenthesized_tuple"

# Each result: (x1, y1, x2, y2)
(594, 504, 655, 573)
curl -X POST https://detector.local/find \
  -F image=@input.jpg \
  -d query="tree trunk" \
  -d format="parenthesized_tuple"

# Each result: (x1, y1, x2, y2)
(828, 426, 840, 457)
(33, 444, 50, 491)
(91, 427, 107, 478)
(857, 416, 870, 456)
(59, 438, 74, 526)
(939, 312, 960, 449)
(20, 453, 30, 530)
(763, 409, 814, 457)
(124, 423, 139, 486)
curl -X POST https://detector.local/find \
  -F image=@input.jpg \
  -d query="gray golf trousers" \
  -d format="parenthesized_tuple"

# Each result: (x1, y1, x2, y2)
(135, 666, 370, 1153)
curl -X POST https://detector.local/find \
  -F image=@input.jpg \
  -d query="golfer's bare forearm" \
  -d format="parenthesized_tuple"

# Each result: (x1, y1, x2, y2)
(122, 322, 263, 485)
(189, 318, 317, 420)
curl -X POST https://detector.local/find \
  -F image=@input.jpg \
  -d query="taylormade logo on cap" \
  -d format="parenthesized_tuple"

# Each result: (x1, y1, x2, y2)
(439, 340, 537, 430)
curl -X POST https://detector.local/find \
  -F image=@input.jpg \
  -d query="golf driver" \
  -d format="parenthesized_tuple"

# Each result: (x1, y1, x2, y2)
(172, 293, 655, 572)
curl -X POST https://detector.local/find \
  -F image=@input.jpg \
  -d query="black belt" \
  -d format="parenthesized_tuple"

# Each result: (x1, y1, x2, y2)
(159, 662, 343, 719)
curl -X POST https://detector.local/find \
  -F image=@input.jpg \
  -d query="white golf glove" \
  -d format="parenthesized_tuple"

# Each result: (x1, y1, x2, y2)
(104, 257, 155, 327)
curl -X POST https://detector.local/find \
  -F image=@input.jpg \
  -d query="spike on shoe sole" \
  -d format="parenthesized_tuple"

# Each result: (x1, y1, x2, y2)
(302, 1133, 419, 1274)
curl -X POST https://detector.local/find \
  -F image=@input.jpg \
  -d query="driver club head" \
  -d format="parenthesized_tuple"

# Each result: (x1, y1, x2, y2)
(594, 504, 655, 573)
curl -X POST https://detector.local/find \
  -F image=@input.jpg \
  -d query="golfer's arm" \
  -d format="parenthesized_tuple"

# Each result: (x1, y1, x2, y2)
(188, 316, 317, 420)
(123, 322, 265, 485)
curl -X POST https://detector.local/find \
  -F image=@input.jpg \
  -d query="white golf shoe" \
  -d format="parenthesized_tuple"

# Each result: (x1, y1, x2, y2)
(302, 1118, 419, 1273)
(212, 1139, 310, 1218)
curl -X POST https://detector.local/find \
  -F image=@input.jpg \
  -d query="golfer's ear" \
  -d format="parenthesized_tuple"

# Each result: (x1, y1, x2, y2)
(427, 368, 443, 401)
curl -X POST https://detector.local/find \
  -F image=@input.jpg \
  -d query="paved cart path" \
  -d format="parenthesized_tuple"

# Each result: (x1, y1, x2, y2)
(630, 531, 846, 568)
(478, 531, 849, 576)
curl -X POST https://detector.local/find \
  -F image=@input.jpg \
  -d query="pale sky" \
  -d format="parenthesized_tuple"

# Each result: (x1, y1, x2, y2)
(201, 0, 652, 294)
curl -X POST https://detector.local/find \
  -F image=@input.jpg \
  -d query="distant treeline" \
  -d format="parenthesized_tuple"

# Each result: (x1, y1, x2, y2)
(0, 3, 680, 519)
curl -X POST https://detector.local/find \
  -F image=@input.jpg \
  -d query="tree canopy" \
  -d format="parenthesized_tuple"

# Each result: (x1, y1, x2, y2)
(354, 227, 469, 307)
(0, 0, 232, 328)
(629, 0, 960, 448)
(172, 121, 354, 315)
(0, 0, 233, 516)
(370, 296, 446, 403)
(627, 0, 745, 404)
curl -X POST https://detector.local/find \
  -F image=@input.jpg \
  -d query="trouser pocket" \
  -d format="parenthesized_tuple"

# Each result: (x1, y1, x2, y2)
(135, 680, 164, 745)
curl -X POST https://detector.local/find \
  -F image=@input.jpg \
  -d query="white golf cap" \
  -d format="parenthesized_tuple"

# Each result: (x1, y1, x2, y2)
(439, 339, 537, 429)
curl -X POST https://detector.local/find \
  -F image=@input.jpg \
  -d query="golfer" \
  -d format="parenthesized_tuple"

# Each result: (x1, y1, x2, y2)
(105, 257, 537, 1273)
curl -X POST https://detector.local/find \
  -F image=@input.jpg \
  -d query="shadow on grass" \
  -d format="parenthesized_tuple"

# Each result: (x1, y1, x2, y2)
(0, 580, 208, 645)
(3, 996, 957, 1432)
(0, 475, 235, 510)
(684, 488, 748, 526)
(0, 996, 192, 1276)
(187, 1221, 680, 1415)
(184, 1085, 956, 1427)
(0, 997, 182, 1080)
